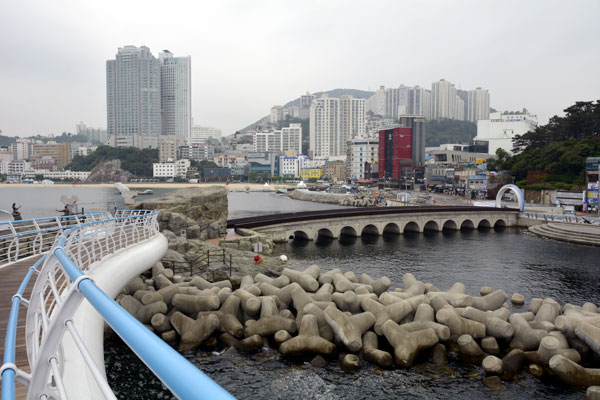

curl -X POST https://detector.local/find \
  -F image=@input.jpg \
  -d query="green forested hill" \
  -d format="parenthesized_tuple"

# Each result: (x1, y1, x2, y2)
(67, 146, 158, 177)
(425, 120, 477, 147)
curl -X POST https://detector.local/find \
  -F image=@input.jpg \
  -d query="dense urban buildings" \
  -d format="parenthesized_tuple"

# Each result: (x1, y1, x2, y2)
(475, 111, 538, 155)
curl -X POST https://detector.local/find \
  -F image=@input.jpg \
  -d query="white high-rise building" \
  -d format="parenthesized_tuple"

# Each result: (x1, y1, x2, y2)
(339, 95, 366, 154)
(159, 50, 192, 144)
(366, 86, 386, 117)
(468, 88, 490, 123)
(106, 45, 161, 137)
(407, 86, 432, 120)
(309, 95, 340, 159)
(385, 86, 409, 120)
(191, 126, 222, 145)
(270, 106, 283, 123)
(475, 111, 538, 155)
(281, 124, 302, 154)
(252, 124, 302, 154)
(455, 96, 465, 121)
(431, 79, 457, 120)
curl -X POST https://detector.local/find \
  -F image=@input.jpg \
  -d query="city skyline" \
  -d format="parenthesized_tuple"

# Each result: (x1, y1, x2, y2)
(1, 1, 599, 137)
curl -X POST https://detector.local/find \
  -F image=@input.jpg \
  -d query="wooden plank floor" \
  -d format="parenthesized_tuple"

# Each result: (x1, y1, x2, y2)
(0, 255, 43, 400)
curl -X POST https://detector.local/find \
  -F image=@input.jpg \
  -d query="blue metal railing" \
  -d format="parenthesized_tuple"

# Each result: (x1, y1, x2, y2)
(1, 211, 235, 400)
(1, 254, 46, 399)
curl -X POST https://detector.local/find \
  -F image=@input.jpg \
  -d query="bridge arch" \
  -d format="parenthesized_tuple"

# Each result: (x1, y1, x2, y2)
(460, 219, 475, 230)
(340, 226, 359, 237)
(361, 224, 380, 236)
(403, 221, 421, 233)
(423, 220, 441, 232)
(442, 220, 459, 231)
(478, 219, 492, 229)
(292, 230, 311, 240)
(383, 223, 401, 234)
(494, 219, 507, 229)
(317, 228, 335, 239)
(496, 184, 525, 212)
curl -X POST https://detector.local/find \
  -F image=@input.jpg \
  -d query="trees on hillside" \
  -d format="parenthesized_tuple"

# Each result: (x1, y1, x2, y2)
(489, 100, 600, 186)
(425, 120, 477, 147)
(67, 146, 158, 177)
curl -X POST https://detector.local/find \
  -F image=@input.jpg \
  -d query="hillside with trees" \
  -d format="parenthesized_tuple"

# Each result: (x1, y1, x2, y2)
(425, 120, 477, 147)
(67, 146, 158, 177)
(487, 100, 600, 188)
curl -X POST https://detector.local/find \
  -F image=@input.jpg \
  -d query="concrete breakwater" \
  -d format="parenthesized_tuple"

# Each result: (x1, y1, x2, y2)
(287, 189, 381, 207)
(116, 265, 600, 394)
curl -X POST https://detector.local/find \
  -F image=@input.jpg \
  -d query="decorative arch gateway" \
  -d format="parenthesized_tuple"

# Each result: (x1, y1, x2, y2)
(495, 184, 525, 212)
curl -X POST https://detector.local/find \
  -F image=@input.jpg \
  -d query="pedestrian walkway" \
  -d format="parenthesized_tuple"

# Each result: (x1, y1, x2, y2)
(0, 255, 43, 400)
(528, 222, 600, 246)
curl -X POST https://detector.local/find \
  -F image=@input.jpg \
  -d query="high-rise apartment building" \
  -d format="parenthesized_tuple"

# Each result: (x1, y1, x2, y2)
(339, 95, 366, 154)
(309, 95, 340, 159)
(385, 86, 409, 120)
(281, 124, 302, 154)
(455, 96, 465, 121)
(407, 87, 432, 120)
(431, 79, 457, 120)
(106, 46, 161, 137)
(366, 86, 386, 117)
(159, 50, 192, 144)
(467, 88, 490, 123)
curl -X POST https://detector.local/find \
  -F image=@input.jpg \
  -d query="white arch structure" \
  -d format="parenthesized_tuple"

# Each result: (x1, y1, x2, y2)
(496, 184, 525, 212)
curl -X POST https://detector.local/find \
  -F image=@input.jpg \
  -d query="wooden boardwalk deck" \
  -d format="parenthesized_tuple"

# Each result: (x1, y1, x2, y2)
(0, 255, 43, 400)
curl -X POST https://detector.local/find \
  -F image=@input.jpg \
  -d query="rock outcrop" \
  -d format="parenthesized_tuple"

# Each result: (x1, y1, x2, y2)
(85, 159, 133, 183)
(136, 186, 228, 240)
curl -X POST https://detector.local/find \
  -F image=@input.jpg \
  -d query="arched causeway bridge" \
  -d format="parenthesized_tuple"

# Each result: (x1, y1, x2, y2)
(227, 206, 520, 242)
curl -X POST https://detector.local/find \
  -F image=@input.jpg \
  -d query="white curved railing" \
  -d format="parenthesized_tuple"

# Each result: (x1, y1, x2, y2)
(1, 211, 234, 400)
(0, 212, 113, 266)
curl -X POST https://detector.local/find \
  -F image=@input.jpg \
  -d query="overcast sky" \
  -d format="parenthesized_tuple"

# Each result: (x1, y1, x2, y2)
(1, 0, 599, 137)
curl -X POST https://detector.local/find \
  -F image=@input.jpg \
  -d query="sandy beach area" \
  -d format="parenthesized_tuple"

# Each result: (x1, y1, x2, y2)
(1, 182, 295, 191)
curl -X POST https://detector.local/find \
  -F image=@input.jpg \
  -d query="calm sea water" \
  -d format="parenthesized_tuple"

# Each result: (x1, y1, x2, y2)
(6, 187, 595, 399)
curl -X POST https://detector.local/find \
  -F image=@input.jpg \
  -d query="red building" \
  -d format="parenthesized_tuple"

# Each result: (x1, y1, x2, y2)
(378, 127, 413, 184)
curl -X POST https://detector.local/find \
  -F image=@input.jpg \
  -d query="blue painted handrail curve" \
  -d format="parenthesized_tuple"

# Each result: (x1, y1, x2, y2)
(0, 212, 235, 400)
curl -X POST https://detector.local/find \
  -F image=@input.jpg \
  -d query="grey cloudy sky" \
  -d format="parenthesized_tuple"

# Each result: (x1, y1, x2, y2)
(1, 0, 599, 137)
